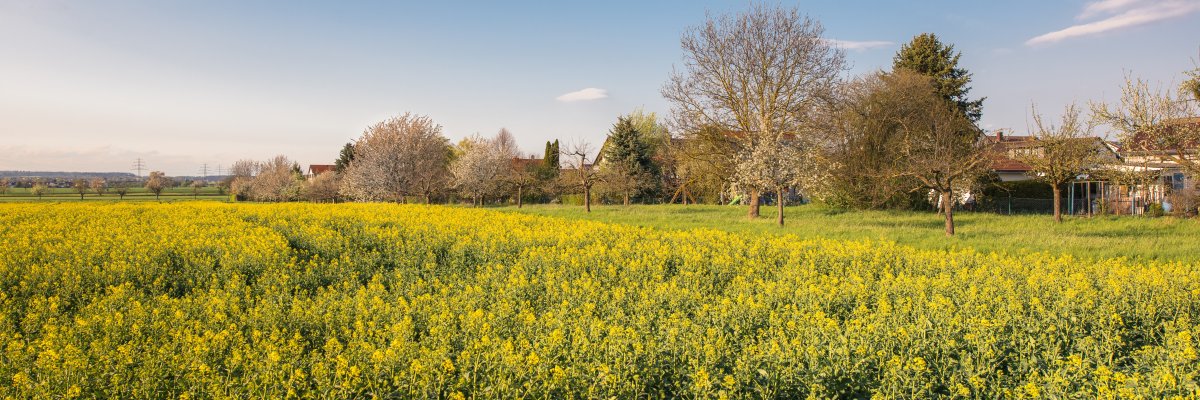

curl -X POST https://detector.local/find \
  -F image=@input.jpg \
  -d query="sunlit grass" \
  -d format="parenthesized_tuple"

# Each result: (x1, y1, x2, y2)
(499, 204, 1200, 263)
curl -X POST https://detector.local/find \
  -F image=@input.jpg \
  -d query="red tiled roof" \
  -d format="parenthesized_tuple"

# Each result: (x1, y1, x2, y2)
(308, 165, 335, 175)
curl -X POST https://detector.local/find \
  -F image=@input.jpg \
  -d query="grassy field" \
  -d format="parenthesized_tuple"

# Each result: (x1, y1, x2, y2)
(0, 186, 228, 202)
(499, 204, 1200, 264)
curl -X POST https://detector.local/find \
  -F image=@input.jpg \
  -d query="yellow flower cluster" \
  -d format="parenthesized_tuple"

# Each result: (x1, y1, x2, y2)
(0, 202, 1197, 398)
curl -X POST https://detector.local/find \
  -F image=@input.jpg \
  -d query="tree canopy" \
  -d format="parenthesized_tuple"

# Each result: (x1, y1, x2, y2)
(893, 33, 984, 122)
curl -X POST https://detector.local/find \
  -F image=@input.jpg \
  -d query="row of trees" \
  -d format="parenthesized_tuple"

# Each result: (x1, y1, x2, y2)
(226, 4, 1198, 236)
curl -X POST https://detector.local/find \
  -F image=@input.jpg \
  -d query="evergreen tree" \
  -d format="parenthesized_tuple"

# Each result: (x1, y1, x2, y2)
(334, 142, 355, 173)
(540, 140, 560, 179)
(602, 117, 660, 204)
(893, 33, 984, 122)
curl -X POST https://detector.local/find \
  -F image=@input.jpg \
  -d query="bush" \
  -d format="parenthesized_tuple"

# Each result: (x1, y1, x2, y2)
(1147, 202, 1165, 217)
(1166, 189, 1198, 217)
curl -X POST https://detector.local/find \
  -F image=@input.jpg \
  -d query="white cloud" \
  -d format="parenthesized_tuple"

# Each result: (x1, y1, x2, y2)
(824, 39, 894, 51)
(555, 87, 608, 102)
(1078, 0, 1140, 19)
(1027, 0, 1200, 46)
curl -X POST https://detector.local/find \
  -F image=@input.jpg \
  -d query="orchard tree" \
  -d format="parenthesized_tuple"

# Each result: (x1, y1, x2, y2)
(1091, 73, 1200, 179)
(1016, 104, 1101, 223)
(30, 182, 48, 200)
(145, 171, 171, 200)
(0, 177, 10, 195)
(191, 180, 206, 199)
(90, 178, 107, 197)
(507, 159, 539, 208)
(887, 71, 992, 236)
(562, 141, 600, 213)
(305, 171, 341, 202)
(340, 113, 452, 203)
(251, 155, 303, 202)
(451, 129, 519, 206)
(893, 33, 984, 122)
(72, 179, 88, 200)
(113, 185, 130, 200)
(227, 159, 257, 201)
(733, 135, 812, 226)
(663, 3, 845, 220)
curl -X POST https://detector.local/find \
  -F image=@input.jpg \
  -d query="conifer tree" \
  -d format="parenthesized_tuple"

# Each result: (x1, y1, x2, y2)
(602, 117, 659, 205)
(894, 33, 984, 122)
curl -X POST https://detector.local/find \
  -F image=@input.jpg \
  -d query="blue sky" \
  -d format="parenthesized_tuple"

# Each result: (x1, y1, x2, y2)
(1, 0, 1197, 175)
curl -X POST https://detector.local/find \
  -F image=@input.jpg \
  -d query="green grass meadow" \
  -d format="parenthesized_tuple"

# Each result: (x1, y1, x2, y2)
(499, 204, 1200, 264)
(0, 186, 229, 202)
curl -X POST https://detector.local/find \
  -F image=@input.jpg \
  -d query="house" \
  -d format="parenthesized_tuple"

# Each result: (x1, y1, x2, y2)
(985, 132, 1120, 182)
(1118, 117, 1199, 192)
(307, 164, 335, 178)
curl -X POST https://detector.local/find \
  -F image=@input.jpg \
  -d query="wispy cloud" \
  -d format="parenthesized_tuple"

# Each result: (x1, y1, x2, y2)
(824, 39, 894, 51)
(1078, 0, 1139, 19)
(1027, 0, 1200, 46)
(555, 87, 608, 102)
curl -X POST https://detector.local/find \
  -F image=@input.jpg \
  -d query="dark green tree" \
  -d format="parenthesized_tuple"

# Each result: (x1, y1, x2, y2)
(334, 142, 355, 173)
(602, 117, 660, 205)
(893, 33, 984, 122)
(540, 140, 560, 179)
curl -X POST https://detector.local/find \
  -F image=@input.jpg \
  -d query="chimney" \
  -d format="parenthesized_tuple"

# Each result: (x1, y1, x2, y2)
(996, 131, 1004, 142)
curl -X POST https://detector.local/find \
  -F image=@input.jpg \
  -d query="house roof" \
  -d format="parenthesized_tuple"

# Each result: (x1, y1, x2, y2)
(984, 133, 1118, 172)
(1123, 117, 1200, 155)
(308, 164, 335, 175)
(512, 157, 543, 170)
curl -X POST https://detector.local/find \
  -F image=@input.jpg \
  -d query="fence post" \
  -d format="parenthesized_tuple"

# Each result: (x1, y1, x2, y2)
(1069, 183, 1074, 216)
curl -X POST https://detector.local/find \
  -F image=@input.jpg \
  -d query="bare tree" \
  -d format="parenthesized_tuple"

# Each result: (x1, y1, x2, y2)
(72, 179, 88, 200)
(341, 113, 451, 203)
(145, 171, 171, 200)
(113, 184, 130, 200)
(507, 159, 540, 208)
(888, 72, 992, 236)
(191, 179, 206, 199)
(562, 141, 601, 212)
(1091, 74, 1200, 178)
(0, 177, 10, 195)
(1016, 104, 1102, 222)
(662, 3, 846, 221)
(90, 178, 107, 197)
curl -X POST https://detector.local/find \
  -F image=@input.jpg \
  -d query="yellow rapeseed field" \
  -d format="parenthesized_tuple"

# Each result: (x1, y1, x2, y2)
(0, 202, 1197, 398)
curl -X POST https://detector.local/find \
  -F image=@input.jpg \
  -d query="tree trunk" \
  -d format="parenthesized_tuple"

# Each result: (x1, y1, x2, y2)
(1052, 184, 1063, 223)
(942, 190, 955, 236)
(584, 186, 592, 213)
(424, 193, 431, 204)
(747, 190, 760, 219)
(776, 187, 785, 226)
(79, 193, 84, 200)
(623, 189, 630, 206)
(517, 186, 523, 208)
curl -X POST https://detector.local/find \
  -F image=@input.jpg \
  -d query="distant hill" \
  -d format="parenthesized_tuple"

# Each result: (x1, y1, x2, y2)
(0, 171, 139, 179)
